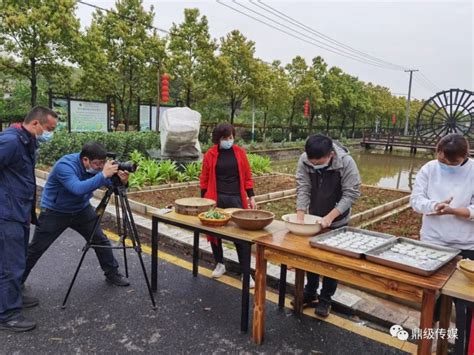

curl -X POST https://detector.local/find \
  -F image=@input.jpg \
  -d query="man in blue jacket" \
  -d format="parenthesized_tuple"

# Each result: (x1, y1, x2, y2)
(0, 106, 58, 332)
(22, 142, 130, 290)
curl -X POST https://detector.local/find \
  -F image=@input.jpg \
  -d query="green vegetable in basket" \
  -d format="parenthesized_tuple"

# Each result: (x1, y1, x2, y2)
(204, 209, 226, 219)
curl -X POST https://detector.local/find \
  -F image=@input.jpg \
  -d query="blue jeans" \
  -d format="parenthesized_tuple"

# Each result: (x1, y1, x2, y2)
(22, 205, 119, 283)
(0, 220, 29, 322)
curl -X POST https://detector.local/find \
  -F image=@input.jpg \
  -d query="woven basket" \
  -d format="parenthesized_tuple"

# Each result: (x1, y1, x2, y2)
(174, 197, 216, 216)
(198, 211, 231, 227)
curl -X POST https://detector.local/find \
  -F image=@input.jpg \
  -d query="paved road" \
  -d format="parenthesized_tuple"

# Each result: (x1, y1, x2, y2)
(0, 228, 407, 354)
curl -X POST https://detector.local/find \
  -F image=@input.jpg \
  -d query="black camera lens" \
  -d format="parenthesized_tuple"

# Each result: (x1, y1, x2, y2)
(117, 162, 137, 173)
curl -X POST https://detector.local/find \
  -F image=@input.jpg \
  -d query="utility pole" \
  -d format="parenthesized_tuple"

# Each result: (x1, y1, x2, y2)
(404, 69, 418, 135)
(251, 98, 256, 142)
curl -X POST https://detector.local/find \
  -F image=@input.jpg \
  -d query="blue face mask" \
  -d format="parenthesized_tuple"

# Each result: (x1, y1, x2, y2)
(86, 168, 101, 175)
(438, 161, 461, 174)
(220, 139, 234, 150)
(37, 130, 54, 143)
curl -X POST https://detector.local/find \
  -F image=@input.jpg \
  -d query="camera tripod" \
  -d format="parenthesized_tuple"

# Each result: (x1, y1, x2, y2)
(62, 177, 157, 309)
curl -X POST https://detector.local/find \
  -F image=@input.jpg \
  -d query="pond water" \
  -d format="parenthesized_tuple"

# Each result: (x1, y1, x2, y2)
(271, 149, 434, 191)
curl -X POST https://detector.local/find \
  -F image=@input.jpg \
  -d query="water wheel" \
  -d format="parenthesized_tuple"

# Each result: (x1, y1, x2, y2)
(415, 89, 474, 145)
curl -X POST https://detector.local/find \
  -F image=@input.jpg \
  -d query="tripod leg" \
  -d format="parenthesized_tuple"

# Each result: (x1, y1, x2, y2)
(62, 246, 90, 309)
(116, 194, 129, 278)
(118, 189, 157, 309)
(136, 248, 157, 309)
(63, 187, 114, 307)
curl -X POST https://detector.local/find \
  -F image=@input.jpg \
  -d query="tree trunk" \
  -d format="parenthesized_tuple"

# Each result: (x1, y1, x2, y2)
(351, 113, 356, 138)
(125, 61, 133, 131)
(119, 98, 126, 130)
(309, 111, 316, 131)
(156, 65, 161, 132)
(288, 99, 296, 141)
(30, 57, 37, 108)
(230, 96, 236, 124)
(340, 113, 346, 137)
(263, 111, 268, 140)
(186, 87, 191, 108)
(325, 113, 330, 133)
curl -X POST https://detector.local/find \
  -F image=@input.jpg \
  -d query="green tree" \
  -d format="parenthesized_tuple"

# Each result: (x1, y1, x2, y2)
(77, 0, 165, 129)
(284, 56, 322, 140)
(254, 60, 291, 139)
(215, 30, 260, 123)
(168, 8, 217, 108)
(0, 0, 79, 107)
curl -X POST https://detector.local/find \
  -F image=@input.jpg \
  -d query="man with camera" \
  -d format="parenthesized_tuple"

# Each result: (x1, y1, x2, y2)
(22, 142, 130, 289)
(0, 106, 58, 332)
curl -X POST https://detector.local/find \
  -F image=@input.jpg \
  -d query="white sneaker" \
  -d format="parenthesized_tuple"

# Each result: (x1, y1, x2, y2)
(212, 263, 226, 278)
(242, 275, 255, 289)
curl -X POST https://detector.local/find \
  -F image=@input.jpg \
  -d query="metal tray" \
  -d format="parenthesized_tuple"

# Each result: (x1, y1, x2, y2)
(309, 227, 397, 259)
(365, 237, 461, 276)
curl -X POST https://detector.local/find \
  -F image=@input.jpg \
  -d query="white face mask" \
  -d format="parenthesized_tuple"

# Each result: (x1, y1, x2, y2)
(312, 163, 329, 170)
(220, 139, 234, 150)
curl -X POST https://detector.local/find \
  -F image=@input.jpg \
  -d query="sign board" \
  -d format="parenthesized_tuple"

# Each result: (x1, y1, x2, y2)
(139, 104, 173, 131)
(139, 105, 151, 131)
(70, 100, 108, 132)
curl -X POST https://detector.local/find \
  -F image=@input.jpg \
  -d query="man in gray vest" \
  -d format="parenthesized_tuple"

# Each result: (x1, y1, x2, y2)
(296, 134, 361, 317)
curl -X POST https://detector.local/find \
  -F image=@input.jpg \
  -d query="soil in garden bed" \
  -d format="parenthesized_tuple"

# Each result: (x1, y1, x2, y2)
(256, 186, 408, 220)
(128, 174, 296, 208)
(366, 208, 422, 239)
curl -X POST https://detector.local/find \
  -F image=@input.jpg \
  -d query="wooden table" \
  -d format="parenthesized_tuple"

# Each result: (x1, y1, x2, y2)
(437, 270, 474, 355)
(150, 210, 286, 332)
(252, 230, 458, 355)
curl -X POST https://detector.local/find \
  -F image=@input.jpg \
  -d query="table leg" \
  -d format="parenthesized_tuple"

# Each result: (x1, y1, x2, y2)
(278, 264, 287, 309)
(192, 231, 199, 277)
(151, 217, 158, 292)
(293, 269, 305, 315)
(418, 290, 436, 355)
(240, 241, 251, 333)
(252, 244, 267, 344)
(436, 295, 452, 355)
(455, 300, 467, 355)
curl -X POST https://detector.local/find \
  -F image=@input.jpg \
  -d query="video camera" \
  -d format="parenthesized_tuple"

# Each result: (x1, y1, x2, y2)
(106, 152, 137, 173)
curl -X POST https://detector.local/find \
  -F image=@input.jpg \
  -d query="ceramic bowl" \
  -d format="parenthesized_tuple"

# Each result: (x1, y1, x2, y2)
(281, 214, 322, 236)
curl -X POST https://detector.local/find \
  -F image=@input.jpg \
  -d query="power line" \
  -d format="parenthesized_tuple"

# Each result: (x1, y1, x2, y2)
(418, 71, 441, 92)
(77, 0, 169, 34)
(217, 0, 404, 71)
(233, 0, 403, 70)
(413, 76, 438, 94)
(253, 0, 408, 71)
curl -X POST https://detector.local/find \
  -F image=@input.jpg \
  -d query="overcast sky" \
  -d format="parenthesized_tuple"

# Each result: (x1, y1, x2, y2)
(76, 1, 473, 100)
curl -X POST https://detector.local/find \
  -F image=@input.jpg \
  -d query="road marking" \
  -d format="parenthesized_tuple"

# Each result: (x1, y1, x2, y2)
(104, 230, 416, 353)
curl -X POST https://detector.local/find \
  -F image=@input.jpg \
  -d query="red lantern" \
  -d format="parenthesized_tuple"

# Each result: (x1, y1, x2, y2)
(161, 73, 170, 103)
(391, 113, 397, 126)
(304, 99, 310, 118)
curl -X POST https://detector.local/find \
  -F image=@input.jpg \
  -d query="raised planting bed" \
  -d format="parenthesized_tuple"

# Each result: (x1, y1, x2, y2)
(127, 174, 296, 210)
(365, 207, 422, 239)
(256, 186, 409, 221)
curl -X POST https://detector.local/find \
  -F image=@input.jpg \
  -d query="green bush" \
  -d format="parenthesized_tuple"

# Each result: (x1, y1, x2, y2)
(247, 154, 272, 175)
(182, 161, 202, 181)
(37, 131, 160, 165)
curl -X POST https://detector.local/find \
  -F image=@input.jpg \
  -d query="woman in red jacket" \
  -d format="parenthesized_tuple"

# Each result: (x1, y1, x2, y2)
(200, 123, 256, 284)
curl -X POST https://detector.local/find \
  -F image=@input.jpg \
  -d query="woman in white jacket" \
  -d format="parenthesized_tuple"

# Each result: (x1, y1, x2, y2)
(410, 133, 474, 260)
